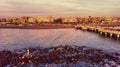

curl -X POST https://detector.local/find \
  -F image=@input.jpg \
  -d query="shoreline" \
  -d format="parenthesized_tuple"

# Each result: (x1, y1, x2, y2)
(0, 23, 120, 29)
(0, 24, 74, 29)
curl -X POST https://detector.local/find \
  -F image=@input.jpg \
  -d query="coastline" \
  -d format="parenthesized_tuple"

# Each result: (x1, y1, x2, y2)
(0, 24, 74, 29)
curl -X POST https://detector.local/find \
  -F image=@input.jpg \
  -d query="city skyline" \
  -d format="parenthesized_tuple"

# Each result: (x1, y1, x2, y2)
(0, 0, 120, 18)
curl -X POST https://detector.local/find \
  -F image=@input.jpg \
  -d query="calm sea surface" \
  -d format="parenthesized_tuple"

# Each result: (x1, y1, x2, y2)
(0, 28, 120, 53)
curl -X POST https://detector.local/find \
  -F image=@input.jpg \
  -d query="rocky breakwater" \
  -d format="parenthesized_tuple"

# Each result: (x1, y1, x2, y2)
(0, 45, 120, 67)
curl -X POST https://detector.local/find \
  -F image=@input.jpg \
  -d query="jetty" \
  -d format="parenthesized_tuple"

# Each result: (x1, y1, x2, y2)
(74, 24, 120, 39)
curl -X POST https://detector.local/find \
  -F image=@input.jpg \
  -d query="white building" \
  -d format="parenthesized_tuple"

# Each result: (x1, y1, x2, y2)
(61, 17, 78, 23)
(28, 17, 35, 23)
(35, 16, 54, 23)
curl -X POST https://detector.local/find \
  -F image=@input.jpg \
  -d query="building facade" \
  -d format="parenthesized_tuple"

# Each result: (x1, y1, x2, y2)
(35, 16, 54, 23)
(61, 17, 78, 24)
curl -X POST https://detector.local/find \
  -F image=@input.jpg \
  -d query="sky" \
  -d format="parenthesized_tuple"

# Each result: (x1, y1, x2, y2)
(0, 0, 120, 18)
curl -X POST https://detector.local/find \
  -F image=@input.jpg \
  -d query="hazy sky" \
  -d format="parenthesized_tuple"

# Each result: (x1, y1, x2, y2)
(0, 0, 120, 18)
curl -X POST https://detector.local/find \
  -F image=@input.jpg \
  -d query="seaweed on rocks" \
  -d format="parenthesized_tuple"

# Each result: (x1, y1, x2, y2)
(0, 45, 120, 67)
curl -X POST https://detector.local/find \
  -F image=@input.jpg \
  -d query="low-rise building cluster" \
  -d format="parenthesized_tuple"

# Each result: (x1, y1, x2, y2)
(0, 16, 120, 25)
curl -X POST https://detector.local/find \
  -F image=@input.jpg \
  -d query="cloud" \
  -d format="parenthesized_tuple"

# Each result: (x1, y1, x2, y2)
(0, 0, 120, 17)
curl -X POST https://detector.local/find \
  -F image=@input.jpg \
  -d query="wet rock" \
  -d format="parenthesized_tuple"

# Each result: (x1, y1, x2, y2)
(0, 45, 120, 67)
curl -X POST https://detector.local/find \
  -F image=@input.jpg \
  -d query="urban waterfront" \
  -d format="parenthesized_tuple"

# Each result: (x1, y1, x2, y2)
(1, 0, 120, 66)
(0, 28, 120, 67)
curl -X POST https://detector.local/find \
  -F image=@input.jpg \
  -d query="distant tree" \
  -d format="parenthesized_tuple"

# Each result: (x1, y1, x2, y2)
(54, 18, 62, 24)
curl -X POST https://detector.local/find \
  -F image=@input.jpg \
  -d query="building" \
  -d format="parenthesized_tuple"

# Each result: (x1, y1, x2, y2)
(28, 17, 35, 23)
(91, 17, 101, 23)
(35, 16, 54, 24)
(11, 18, 20, 24)
(1, 18, 7, 22)
(18, 17, 27, 23)
(78, 17, 88, 24)
(61, 17, 78, 24)
(112, 17, 120, 22)
(5, 18, 13, 23)
(118, 17, 120, 22)
(47, 16, 54, 23)
(104, 16, 112, 23)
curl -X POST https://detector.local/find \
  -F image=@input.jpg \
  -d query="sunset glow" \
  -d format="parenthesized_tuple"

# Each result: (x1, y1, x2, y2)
(0, 0, 120, 17)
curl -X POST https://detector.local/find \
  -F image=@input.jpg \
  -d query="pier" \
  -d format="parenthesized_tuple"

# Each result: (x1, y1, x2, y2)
(74, 24, 120, 39)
